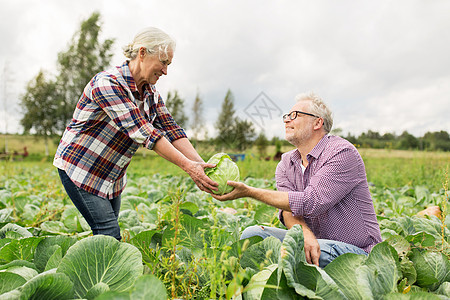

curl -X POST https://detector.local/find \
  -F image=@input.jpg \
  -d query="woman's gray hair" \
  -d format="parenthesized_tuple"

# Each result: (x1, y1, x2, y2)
(122, 27, 176, 60)
(295, 92, 333, 133)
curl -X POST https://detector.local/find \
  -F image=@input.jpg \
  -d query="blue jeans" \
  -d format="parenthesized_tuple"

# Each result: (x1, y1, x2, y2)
(241, 225, 368, 268)
(58, 169, 122, 240)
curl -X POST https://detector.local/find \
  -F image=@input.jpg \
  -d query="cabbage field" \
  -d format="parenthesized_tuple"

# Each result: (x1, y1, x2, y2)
(0, 153, 449, 299)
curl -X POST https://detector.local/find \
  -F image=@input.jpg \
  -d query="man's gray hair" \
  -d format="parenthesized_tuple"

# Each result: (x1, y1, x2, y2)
(295, 92, 333, 133)
(122, 27, 176, 60)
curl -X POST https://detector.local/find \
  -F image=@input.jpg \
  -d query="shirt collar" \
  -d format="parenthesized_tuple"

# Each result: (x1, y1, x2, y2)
(308, 134, 330, 159)
(289, 134, 330, 164)
(118, 61, 157, 95)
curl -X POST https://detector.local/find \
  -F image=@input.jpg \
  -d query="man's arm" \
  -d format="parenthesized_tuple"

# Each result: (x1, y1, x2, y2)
(212, 182, 321, 266)
(213, 181, 291, 211)
(282, 211, 320, 266)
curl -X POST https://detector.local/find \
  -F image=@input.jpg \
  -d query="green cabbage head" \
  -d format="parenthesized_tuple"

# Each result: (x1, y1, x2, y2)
(205, 153, 240, 195)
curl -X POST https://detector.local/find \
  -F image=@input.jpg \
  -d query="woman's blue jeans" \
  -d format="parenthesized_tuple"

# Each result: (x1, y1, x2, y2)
(58, 168, 122, 240)
(241, 225, 368, 268)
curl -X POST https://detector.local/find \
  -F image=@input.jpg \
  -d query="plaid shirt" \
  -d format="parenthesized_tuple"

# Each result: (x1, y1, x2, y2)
(54, 62, 187, 199)
(276, 135, 382, 252)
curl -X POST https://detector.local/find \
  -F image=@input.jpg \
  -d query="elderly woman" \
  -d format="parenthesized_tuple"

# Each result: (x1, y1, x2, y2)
(54, 27, 217, 240)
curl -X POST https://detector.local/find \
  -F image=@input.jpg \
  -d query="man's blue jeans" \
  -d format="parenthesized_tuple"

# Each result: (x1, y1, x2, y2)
(241, 225, 368, 268)
(58, 169, 122, 240)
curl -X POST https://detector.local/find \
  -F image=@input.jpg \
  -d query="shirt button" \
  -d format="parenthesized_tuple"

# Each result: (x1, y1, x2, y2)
(110, 180, 114, 183)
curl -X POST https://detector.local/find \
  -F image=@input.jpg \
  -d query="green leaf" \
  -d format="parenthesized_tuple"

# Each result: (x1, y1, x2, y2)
(0, 223, 33, 239)
(86, 282, 110, 300)
(44, 246, 62, 271)
(324, 253, 369, 299)
(0, 208, 13, 223)
(129, 229, 160, 264)
(128, 274, 168, 300)
(118, 209, 142, 229)
(244, 264, 278, 300)
(0, 260, 37, 271)
(385, 235, 411, 258)
(406, 232, 436, 248)
(359, 242, 402, 297)
(13, 270, 74, 300)
(410, 248, 449, 290)
(57, 235, 143, 299)
(34, 235, 77, 272)
(0, 237, 43, 263)
(95, 275, 168, 300)
(253, 205, 277, 224)
(162, 214, 209, 251)
(400, 258, 417, 286)
(40, 221, 69, 235)
(261, 267, 299, 299)
(0, 272, 26, 294)
(240, 236, 281, 271)
(279, 225, 344, 299)
(414, 185, 430, 205)
(4, 265, 38, 281)
(228, 236, 263, 259)
(435, 281, 450, 297)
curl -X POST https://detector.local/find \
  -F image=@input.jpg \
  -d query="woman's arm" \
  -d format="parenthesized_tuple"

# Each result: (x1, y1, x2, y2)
(153, 137, 218, 192)
(171, 138, 204, 162)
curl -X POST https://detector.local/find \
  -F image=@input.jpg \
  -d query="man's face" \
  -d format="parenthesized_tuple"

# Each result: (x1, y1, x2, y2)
(284, 101, 316, 147)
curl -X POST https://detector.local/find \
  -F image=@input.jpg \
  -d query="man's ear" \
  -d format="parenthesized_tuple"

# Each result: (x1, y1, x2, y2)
(313, 118, 324, 130)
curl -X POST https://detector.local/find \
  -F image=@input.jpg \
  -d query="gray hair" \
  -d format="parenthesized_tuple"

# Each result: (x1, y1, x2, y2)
(295, 92, 333, 133)
(122, 27, 176, 60)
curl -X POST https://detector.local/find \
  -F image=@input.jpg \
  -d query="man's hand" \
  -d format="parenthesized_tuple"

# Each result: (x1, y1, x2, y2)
(186, 161, 218, 193)
(303, 229, 321, 266)
(210, 181, 250, 200)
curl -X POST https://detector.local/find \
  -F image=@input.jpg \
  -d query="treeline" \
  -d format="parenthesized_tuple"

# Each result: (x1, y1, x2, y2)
(341, 130, 450, 152)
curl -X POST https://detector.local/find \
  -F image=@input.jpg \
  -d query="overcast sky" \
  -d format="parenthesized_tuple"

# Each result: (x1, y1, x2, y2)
(1, 0, 449, 139)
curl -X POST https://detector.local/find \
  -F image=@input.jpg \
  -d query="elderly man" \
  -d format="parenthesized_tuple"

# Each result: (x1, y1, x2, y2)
(213, 92, 382, 268)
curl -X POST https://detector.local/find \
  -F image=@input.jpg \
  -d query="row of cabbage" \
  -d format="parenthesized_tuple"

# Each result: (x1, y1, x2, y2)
(0, 169, 449, 299)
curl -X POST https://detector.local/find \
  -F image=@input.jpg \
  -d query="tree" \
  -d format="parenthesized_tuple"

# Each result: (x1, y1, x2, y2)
(215, 89, 255, 150)
(254, 132, 269, 158)
(191, 90, 204, 140)
(165, 90, 188, 128)
(215, 89, 236, 147)
(398, 131, 419, 150)
(20, 71, 58, 156)
(55, 12, 114, 132)
(233, 118, 256, 151)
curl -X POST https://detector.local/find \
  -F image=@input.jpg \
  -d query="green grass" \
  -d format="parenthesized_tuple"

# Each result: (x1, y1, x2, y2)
(1, 134, 449, 192)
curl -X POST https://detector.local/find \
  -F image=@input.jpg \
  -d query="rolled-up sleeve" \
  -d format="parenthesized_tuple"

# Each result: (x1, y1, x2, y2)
(275, 158, 295, 226)
(151, 93, 188, 144)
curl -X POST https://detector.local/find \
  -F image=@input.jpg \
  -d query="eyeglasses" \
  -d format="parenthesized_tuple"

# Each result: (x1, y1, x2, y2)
(282, 110, 319, 121)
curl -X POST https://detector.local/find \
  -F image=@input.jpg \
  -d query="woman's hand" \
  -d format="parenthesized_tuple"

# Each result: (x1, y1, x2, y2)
(185, 161, 218, 193)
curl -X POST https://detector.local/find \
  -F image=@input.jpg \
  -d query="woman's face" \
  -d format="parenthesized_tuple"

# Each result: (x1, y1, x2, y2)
(141, 49, 173, 85)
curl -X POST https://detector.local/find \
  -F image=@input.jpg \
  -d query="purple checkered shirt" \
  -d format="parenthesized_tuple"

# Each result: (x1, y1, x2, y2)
(276, 135, 382, 253)
(54, 61, 187, 199)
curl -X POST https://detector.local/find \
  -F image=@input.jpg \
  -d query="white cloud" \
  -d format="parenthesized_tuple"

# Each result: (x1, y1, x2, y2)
(1, 0, 449, 139)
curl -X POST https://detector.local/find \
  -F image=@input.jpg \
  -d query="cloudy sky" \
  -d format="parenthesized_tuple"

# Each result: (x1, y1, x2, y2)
(1, 0, 449, 139)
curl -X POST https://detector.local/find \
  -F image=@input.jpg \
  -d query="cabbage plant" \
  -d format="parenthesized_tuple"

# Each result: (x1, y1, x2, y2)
(205, 153, 240, 195)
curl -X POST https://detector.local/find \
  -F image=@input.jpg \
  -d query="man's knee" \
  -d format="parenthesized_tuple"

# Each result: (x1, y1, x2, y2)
(240, 225, 266, 240)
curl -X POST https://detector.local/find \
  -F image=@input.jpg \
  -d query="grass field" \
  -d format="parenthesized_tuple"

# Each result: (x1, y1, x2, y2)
(1, 134, 449, 192)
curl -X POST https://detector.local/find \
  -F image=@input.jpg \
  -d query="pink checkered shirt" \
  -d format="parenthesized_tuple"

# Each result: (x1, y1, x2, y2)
(276, 135, 382, 253)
